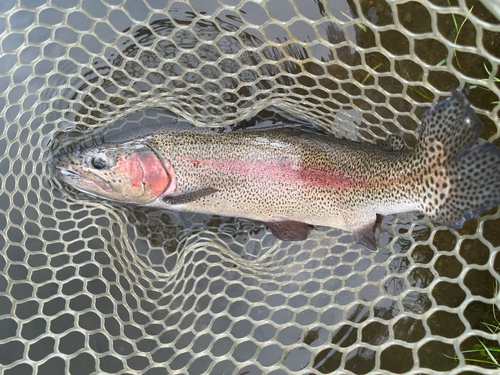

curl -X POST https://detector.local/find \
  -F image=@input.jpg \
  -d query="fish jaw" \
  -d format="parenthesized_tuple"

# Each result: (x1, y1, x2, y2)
(53, 141, 176, 204)
(57, 166, 115, 197)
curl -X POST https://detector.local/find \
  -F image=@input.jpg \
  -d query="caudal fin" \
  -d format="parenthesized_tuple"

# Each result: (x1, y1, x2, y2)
(417, 86, 500, 228)
(441, 143, 500, 228)
(417, 85, 483, 159)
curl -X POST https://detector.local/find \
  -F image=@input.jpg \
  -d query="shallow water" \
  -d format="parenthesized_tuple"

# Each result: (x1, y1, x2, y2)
(1, 0, 500, 374)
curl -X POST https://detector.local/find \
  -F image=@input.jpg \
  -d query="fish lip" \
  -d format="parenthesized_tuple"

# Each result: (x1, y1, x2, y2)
(55, 166, 113, 194)
(57, 168, 82, 179)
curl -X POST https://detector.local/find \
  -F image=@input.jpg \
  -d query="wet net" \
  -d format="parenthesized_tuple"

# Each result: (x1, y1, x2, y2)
(1, 0, 500, 374)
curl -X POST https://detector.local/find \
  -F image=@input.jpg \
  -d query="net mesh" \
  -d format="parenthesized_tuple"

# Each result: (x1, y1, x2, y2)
(1, 0, 500, 374)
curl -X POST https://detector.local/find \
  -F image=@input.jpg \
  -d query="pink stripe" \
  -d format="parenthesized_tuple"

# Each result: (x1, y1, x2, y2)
(187, 158, 364, 190)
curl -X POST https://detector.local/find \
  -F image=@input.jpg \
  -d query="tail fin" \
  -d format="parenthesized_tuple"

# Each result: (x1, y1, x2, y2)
(418, 85, 483, 158)
(417, 86, 500, 228)
(442, 143, 500, 228)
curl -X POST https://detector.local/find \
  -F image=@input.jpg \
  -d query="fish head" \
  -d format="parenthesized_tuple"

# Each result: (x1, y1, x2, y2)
(53, 140, 176, 204)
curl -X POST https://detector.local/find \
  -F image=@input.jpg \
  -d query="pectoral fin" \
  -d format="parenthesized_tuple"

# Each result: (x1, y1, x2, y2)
(353, 222, 378, 251)
(268, 221, 310, 241)
(162, 187, 219, 205)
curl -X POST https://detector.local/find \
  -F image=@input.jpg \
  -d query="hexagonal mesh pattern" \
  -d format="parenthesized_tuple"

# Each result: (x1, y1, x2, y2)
(1, 0, 500, 374)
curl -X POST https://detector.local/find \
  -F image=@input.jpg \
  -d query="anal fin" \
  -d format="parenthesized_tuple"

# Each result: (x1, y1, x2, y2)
(162, 187, 218, 205)
(353, 221, 378, 251)
(268, 221, 309, 241)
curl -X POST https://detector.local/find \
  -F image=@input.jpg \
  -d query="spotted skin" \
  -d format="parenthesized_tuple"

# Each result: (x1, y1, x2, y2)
(147, 126, 420, 234)
(53, 87, 500, 250)
(414, 87, 500, 227)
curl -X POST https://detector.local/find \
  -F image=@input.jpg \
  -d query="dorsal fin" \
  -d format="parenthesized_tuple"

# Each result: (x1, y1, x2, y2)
(382, 134, 405, 151)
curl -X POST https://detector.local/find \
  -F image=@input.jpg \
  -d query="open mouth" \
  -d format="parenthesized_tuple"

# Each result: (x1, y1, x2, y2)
(57, 168, 83, 179)
(55, 166, 113, 194)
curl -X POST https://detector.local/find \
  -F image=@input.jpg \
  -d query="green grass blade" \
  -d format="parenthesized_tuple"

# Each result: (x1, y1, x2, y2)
(478, 340, 499, 366)
(447, 0, 459, 31)
(340, 12, 367, 32)
(455, 5, 474, 44)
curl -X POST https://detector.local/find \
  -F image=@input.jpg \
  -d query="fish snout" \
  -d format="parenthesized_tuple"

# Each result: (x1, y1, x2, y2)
(53, 152, 115, 196)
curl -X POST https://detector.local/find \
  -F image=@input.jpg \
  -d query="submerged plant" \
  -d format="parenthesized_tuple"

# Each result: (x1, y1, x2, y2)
(444, 280, 500, 368)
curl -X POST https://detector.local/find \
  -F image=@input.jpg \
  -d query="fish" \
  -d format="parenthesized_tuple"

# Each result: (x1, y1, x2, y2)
(52, 87, 500, 250)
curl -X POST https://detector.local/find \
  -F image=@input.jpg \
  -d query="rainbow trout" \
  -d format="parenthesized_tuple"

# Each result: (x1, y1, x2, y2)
(53, 87, 500, 250)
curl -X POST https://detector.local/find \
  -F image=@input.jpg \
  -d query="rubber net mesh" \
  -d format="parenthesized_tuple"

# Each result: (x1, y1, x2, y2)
(1, 0, 500, 374)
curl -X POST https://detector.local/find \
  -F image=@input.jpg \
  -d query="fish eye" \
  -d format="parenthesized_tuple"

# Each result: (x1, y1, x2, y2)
(90, 154, 108, 170)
